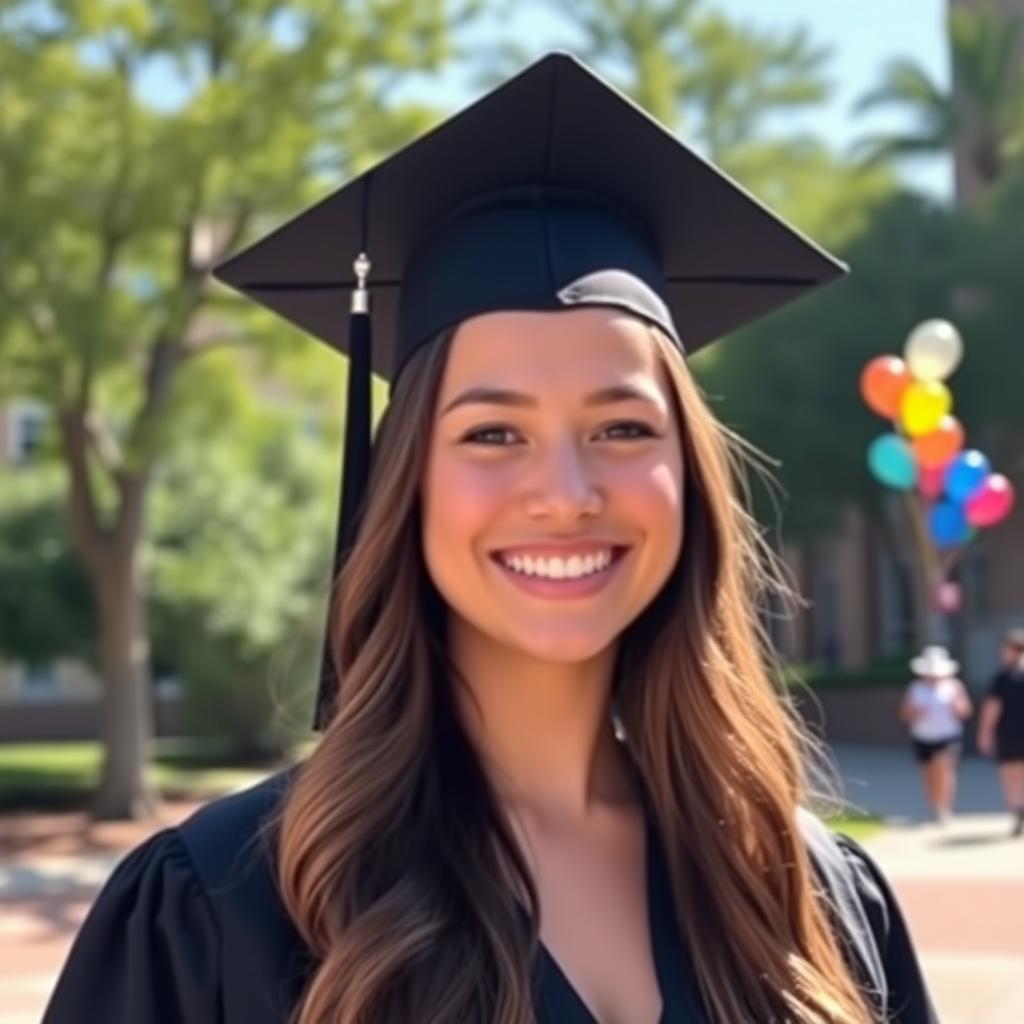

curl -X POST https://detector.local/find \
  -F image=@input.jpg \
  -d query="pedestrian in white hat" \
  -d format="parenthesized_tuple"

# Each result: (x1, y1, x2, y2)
(900, 645, 973, 824)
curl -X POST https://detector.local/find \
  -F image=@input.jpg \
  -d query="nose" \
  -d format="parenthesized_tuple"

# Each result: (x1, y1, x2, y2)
(523, 437, 603, 522)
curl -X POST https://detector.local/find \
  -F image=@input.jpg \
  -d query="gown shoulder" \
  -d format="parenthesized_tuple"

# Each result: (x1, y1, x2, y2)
(43, 770, 307, 1024)
(797, 808, 940, 1024)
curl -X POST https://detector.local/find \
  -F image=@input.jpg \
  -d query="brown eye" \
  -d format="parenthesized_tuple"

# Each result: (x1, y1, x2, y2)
(599, 422, 656, 440)
(461, 426, 522, 446)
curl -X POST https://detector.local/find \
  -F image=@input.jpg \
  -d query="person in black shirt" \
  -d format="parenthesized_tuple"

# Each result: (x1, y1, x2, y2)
(44, 53, 937, 1024)
(978, 627, 1024, 837)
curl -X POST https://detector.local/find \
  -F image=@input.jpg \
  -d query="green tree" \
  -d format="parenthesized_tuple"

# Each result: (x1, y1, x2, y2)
(945, 166, 1024, 438)
(0, 0, 468, 818)
(854, 6, 1024, 196)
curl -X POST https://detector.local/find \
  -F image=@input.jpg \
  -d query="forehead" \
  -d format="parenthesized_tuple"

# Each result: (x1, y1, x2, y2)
(439, 308, 666, 395)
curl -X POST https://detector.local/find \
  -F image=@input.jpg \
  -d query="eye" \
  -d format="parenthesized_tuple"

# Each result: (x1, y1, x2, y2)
(597, 421, 657, 441)
(460, 425, 522, 446)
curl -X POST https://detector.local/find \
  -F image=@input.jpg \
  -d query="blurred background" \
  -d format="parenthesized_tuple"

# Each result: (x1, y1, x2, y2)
(2, 0, 1023, 1021)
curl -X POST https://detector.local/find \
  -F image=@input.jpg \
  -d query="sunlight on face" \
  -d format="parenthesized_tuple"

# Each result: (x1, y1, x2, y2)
(420, 307, 685, 665)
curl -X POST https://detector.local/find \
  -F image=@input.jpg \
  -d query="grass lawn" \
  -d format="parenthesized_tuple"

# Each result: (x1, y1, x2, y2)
(825, 813, 885, 842)
(0, 740, 282, 810)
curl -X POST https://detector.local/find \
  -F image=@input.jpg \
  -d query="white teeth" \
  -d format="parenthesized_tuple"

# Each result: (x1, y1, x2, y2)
(499, 549, 616, 580)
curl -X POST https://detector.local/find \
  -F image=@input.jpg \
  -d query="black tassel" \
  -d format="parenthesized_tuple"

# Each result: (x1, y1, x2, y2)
(314, 253, 372, 729)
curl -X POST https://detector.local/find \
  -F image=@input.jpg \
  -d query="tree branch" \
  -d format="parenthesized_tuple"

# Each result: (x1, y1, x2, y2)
(112, 333, 181, 556)
(209, 202, 254, 269)
(181, 330, 249, 360)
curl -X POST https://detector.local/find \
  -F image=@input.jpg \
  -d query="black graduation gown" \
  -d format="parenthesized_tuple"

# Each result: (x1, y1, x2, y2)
(42, 772, 939, 1024)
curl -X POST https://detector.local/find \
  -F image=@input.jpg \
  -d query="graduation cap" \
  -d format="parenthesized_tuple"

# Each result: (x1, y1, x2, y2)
(212, 52, 847, 728)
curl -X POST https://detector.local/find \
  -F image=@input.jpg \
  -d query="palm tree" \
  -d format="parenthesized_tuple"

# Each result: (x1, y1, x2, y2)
(853, 5, 1024, 201)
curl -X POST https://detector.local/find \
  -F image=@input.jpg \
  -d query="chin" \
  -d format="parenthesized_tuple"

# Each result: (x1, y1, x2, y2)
(501, 625, 620, 664)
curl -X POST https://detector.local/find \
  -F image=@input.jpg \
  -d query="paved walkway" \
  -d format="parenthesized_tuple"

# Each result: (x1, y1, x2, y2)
(1, 749, 1021, 1023)
(826, 745, 1024, 1024)
(0, 799, 204, 1024)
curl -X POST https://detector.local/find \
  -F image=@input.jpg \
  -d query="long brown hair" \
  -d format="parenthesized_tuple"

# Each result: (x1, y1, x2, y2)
(277, 322, 881, 1023)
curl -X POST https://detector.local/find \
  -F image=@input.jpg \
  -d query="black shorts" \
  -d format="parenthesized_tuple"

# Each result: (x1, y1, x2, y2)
(996, 736, 1024, 763)
(911, 737, 962, 764)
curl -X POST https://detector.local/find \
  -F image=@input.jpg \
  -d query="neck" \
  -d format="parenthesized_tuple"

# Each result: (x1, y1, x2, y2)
(448, 619, 639, 824)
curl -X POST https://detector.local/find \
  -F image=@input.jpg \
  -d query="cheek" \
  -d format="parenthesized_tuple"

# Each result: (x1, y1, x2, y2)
(644, 468, 685, 618)
(613, 458, 684, 531)
(422, 455, 510, 561)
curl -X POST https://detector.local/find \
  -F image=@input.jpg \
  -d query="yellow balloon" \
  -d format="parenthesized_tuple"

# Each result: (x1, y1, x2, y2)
(901, 381, 952, 437)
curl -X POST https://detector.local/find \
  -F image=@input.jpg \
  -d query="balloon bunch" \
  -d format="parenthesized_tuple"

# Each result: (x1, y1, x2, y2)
(860, 319, 1015, 611)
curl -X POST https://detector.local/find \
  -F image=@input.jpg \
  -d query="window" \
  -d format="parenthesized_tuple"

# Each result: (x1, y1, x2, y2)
(6, 400, 49, 464)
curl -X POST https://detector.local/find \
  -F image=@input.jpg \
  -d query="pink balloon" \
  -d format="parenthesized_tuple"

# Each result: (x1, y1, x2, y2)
(933, 581, 962, 613)
(919, 464, 947, 500)
(965, 474, 1016, 527)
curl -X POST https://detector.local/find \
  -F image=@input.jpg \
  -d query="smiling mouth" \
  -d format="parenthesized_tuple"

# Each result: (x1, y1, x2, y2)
(490, 545, 630, 581)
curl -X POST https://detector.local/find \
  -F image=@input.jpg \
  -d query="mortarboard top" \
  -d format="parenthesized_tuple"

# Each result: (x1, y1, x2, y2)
(213, 51, 846, 380)
(211, 52, 848, 726)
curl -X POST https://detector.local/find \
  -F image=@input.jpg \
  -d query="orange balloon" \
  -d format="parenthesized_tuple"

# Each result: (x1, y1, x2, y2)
(913, 416, 965, 468)
(860, 355, 912, 419)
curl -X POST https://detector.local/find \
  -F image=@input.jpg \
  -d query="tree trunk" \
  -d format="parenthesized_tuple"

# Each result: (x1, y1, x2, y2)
(91, 556, 157, 820)
(60, 406, 159, 821)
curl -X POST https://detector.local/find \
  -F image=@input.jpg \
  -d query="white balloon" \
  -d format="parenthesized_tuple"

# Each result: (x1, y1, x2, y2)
(903, 319, 963, 382)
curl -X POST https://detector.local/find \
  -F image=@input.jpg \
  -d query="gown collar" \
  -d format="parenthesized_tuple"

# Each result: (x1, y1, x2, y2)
(533, 810, 706, 1024)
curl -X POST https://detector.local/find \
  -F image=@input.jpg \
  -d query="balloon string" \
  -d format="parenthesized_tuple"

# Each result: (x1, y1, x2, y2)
(903, 490, 941, 586)
(941, 544, 966, 580)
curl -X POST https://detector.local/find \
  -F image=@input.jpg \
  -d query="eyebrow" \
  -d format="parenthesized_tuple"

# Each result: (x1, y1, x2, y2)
(441, 383, 661, 416)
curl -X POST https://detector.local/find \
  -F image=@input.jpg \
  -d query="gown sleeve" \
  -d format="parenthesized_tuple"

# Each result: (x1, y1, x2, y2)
(42, 827, 223, 1024)
(833, 832, 940, 1024)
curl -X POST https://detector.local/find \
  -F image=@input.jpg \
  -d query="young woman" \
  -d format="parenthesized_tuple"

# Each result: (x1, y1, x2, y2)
(900, 645, 973, 824)
(978, 628, 1024, 837)
(43, 54, 937, 1024)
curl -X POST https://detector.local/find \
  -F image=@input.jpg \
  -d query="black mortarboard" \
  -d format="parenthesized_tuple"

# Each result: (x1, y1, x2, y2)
(212, 52, 847, 728)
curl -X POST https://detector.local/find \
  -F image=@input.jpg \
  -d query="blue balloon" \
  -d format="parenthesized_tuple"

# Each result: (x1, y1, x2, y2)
(929, 500, 970, 549)
(945, 449, 990, 503)
(867, 434, 917, 490)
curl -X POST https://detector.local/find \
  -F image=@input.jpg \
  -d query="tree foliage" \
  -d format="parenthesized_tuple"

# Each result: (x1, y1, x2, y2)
(0, 467, 98, 668)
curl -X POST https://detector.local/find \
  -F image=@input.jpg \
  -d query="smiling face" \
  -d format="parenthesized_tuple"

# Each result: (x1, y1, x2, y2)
(420, 307, 685, 666)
